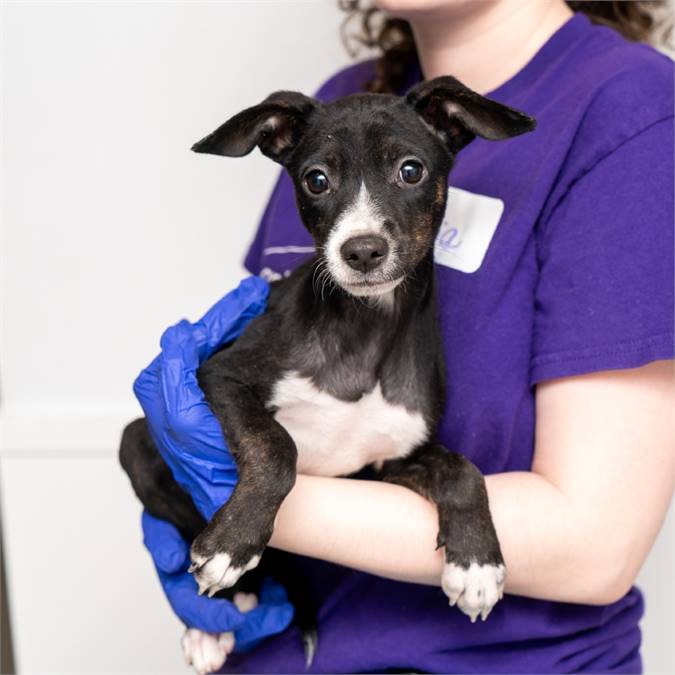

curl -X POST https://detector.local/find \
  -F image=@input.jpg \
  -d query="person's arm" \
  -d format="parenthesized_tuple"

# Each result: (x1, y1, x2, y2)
(269, 360, 674, 605)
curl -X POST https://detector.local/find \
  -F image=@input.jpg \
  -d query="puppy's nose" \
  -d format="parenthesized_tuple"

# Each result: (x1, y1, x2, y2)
(340, 235, 389, 273)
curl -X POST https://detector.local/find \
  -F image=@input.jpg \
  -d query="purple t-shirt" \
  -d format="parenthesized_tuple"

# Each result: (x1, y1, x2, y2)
(230, 14, 674, 674)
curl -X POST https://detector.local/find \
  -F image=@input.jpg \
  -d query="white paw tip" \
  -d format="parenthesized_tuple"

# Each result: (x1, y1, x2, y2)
(441, 561, 506, 622)
(244, 555, 262, 572)
(218, 632, 236, 653)
(233, 592, 259, 613)
(182, 628, 234, 675)
(191, 552, 262, 596)
(190, 553, 208, 567)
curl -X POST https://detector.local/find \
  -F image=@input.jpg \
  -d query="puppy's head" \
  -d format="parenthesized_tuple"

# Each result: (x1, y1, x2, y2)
(193, 77, 535, 298)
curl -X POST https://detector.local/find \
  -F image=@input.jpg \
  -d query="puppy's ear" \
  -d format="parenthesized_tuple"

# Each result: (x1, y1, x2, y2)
(191, 91, 317, 163)
(406, 76, 536, 153)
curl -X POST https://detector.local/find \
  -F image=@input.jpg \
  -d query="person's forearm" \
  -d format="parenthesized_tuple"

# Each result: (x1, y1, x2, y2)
(270, 363, 674, 606)
(269, 471, 623, 605)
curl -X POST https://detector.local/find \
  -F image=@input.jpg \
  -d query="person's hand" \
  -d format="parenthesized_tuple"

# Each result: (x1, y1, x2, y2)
(132, 275, 294, 645)
(133, 275, 269, 520)
(142, 511, 294, 648)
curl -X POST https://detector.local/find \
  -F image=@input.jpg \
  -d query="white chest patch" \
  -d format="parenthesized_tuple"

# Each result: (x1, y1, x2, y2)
(268, 372, 428, 477)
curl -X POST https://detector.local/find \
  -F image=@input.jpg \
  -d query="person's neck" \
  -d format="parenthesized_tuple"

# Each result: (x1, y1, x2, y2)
(410, 0, 573, 94)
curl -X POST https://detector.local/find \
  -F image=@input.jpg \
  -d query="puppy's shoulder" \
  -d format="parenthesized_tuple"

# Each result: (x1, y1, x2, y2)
(266, 259, 315, 310)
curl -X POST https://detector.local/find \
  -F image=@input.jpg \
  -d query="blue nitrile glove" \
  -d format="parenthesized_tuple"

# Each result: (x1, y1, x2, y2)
(133, 275, 269, 521)
(142, 511, 294, 648)
(134, 276, 294, 645)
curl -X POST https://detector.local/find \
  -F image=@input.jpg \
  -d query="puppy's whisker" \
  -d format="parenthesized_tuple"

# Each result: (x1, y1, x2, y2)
(312, 264, 322, 297)
(316, 264, 333, 302)
(312, 258, 333, 301)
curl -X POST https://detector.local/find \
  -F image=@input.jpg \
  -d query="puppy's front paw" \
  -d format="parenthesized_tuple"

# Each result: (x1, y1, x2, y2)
(182, 628, 234, 675)
(441, 561, 505, 622)
(189, 502, 273, 596)
(189, 548, 261, 597)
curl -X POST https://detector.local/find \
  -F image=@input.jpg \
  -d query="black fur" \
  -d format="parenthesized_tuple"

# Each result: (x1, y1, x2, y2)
(120, 76, 535, 659)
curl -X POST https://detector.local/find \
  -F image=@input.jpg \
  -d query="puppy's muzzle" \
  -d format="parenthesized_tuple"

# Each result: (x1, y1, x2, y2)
(340, 235, 389, 274)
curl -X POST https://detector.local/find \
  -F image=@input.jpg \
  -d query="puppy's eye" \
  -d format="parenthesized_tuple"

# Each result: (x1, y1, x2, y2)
(399, 160, 424, 185)
(305, 170, 330, 195)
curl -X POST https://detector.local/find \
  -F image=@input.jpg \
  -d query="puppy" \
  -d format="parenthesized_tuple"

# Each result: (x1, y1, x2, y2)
(120, 75, 535, 672)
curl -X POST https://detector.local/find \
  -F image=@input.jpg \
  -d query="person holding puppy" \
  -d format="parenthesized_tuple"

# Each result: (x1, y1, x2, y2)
(138, 1, 674, 673)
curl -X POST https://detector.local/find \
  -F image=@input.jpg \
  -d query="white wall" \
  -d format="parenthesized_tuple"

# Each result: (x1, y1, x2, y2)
(0, 2, 672, 674)
(0, 2, 351, 672)
(0, 0, 351, 433)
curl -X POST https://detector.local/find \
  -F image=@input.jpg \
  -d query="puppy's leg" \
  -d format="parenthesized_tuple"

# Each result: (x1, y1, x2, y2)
(181, 629, 235, 675)
(188, 381, 297, 597)
(181, 592, 257, 675)
(380, 444, 505, 622)
(119, 418, 206, 540)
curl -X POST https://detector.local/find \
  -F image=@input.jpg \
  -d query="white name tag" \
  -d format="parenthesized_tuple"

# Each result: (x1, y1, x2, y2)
(434, 187, 504, 274)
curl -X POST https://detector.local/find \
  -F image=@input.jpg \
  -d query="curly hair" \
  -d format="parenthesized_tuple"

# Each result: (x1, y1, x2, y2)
(339, 1, 673, 94)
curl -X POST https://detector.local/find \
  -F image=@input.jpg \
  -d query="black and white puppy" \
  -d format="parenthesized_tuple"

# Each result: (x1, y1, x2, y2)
(120, 76, 535, 671)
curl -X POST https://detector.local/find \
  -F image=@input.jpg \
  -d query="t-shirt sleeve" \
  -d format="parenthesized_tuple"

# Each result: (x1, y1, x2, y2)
(243, 60, 376, 278)
(242, 169, 314, 278)
(530, 116, 674, 384)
